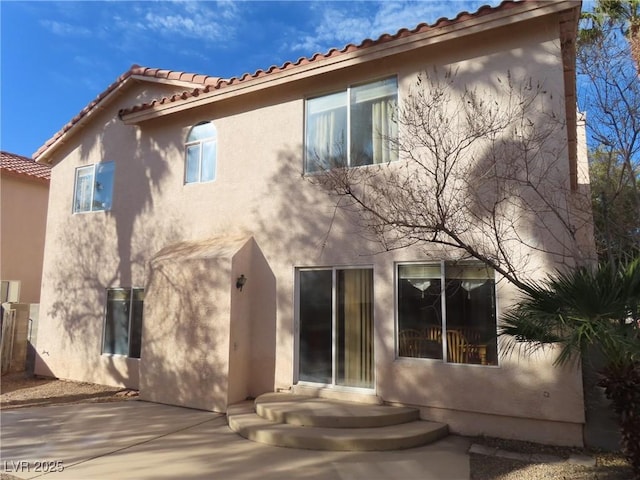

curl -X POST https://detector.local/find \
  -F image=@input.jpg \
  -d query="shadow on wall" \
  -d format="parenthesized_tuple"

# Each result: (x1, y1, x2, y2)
(141, 250, 229, 411)
(249, 145, 381, 391)
(38, 113, 184, 387)
(250, 145, 588, 446)
(237, 239, 277, 400)
(250, 84, 589, 444)
(140, 235, 277, 412)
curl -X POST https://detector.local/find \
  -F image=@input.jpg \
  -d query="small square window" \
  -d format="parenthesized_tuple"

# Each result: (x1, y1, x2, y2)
(73, 162, 114, 213)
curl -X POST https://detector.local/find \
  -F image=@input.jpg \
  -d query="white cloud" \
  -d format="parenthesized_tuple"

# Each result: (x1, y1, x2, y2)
(137, 0, 240, 41)
(40, 19, 92, 37)
(286, 1, 501, 55)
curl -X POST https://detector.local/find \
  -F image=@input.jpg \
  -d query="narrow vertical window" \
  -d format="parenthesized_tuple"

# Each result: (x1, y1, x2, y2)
(397, 264, 443, 360)
(102, 287, 144, 358)
(185, 122, 217, 183)
(305, 91, 347, 172)
(298, 267, 374, 389)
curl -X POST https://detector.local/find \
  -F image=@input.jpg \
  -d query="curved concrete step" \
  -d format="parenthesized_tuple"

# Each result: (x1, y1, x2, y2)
(255, 392, 420, 428)
(228, 402, 449, 451)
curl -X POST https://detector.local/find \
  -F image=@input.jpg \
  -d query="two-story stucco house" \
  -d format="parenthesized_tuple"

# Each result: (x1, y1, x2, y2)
(33, 0, 592, 446)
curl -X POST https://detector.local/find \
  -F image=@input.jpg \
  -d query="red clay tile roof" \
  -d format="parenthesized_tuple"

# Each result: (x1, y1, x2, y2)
(118, 0, 533, 118)
(33, 66, 220, 161)
(1, 151, 51, 181)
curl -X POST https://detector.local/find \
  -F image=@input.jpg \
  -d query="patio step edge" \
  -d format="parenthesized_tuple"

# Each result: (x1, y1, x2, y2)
(227, 402, 449, 451)
(255, 392, 420, 428)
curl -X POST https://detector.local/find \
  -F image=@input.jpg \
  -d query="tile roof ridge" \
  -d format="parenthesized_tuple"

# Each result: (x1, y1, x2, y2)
(118, 0, 536, 118)
(130, 65, 220, 85)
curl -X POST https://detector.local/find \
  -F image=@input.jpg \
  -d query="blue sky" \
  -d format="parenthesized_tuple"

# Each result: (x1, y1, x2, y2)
(0, 0, 511, 158)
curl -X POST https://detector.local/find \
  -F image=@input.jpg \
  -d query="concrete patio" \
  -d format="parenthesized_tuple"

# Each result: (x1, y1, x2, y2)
(0, 400, 471, 479)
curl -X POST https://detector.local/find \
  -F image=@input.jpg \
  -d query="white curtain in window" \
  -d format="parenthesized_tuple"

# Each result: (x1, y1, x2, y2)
(317, 111, 337, 163)
(308, 110, 346, 170)
(75, 167, 93, 212)
(341, 269, 373, 388)
(372, 99, 398, 164)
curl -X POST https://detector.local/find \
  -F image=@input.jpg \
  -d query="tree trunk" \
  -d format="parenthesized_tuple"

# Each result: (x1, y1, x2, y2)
(632, 29, 640, 74)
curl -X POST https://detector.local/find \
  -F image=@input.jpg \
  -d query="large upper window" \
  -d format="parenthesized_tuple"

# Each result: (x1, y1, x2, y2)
(102, 288, 144, 358)
(185, 122, 217, 183)
(397, 262, 498, 366)
(73, 162, 114, 213)
(305, 77, 398, 173)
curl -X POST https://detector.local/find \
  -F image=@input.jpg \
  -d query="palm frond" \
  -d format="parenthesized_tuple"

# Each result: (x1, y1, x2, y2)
(500, 259, 640, 367)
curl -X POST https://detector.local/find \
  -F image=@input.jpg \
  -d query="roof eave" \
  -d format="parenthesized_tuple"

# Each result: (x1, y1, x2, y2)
(0, 168, 50, 183)
(34, 77, 136, 165)
(33, 75, 218, 165)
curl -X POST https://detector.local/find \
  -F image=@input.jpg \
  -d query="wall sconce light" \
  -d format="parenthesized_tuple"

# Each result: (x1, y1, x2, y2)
(236, 274, 247, 291)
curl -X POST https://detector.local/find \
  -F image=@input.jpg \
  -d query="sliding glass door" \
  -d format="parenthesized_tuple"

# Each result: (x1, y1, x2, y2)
(298, 268, 374, 389)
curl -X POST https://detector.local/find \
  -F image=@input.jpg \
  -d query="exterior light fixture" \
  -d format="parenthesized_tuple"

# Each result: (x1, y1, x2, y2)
(236, 274, 247, 291)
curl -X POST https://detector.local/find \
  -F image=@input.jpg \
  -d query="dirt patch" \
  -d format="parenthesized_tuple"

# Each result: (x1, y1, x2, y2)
(0, 372, 137, 410)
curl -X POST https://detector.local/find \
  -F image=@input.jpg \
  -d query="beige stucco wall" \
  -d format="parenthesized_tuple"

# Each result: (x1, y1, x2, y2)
(1, 173, 49, 303)
(141, 239, 236, 411)
(36, 10, 588, 445)
(139, 235, 275, 412)
(35, 81, 202, 388)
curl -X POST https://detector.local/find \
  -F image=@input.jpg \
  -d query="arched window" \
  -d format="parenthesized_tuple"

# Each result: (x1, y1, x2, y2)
(185, 122, 217, 183)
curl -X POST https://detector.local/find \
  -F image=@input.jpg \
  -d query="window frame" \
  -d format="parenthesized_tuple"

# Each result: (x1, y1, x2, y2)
(72, 161, 115, 214)
(304, 76, 398, 173)
(395, 261, 499, 367)
(101, 287, 144, 359)
(184, 121, 217, 184)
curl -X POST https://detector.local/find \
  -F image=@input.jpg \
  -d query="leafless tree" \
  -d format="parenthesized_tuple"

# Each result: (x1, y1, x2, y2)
(578, 23, 640, 264)
(311, 68, 594, 292)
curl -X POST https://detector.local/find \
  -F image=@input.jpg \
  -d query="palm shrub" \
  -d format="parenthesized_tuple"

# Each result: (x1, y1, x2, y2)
(500, 259, 640, 477)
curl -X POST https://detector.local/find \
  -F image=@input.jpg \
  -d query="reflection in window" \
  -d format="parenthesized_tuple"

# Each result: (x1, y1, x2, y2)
(298, 268, 374, 388)
(305, 77, 398, 173)
(397, 262, 498, 365)
(185, 122, 217, 183)
(102, 288, 144, 358)
(73, 162, 114, 213)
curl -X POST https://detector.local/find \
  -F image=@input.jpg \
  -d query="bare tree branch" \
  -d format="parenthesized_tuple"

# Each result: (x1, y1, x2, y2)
(310, 68, 594, 292)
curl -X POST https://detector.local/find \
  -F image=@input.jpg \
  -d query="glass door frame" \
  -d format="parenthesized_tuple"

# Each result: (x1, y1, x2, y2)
(294, 265, 375, 393)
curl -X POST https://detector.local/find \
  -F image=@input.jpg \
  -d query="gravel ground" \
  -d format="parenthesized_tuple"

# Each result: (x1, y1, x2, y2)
(0, 373, 633, 479)
(468, 436, 632, 480)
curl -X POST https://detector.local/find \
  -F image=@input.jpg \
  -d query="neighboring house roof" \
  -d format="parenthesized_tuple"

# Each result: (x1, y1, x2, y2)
(1, 151, 51, 182)
(33, 67, 221, 162)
